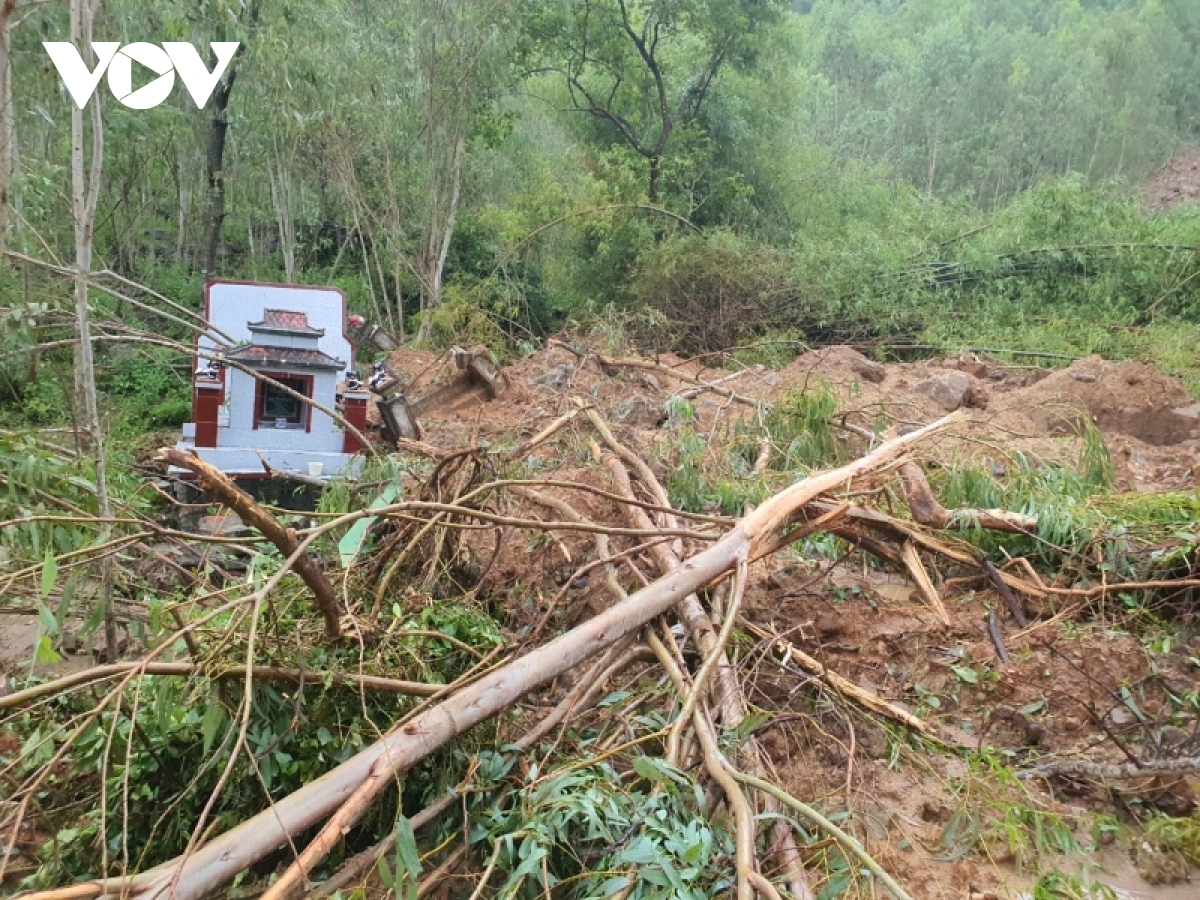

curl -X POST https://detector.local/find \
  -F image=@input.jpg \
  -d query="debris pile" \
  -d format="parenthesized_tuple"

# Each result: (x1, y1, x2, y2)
(4, 338, 1200, 900)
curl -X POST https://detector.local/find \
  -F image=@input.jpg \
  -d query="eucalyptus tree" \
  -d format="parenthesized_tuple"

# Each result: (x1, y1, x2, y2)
(518, 0, 787, 203)
(0, 0, 16, 257)
(0, 0, 44, 258)
(194, 0, 260, 276)
(794, 0, 1198, 202)
(278, 0, 513, 338)
(65, 0, 118, 658)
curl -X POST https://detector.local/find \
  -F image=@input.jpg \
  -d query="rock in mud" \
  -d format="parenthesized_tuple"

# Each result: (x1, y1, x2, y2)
(611, 397, 663, 428)
(915, 371, 972, 410)
(790, 345, 886, 383)
(531, 364, 575, 390)
(1135, 843, 1191, 885)
(849, 353, 888, 384)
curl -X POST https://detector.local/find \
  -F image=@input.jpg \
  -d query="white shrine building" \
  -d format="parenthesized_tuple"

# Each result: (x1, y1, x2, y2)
(175, 281, 370, 479)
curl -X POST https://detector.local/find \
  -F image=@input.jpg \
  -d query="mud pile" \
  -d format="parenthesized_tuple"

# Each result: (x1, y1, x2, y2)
(1146, 144, 1200, 212)
(374, 341, 1200, 493)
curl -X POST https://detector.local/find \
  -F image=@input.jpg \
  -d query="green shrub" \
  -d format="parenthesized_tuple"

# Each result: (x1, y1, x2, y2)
(631, 230, 795, 353)
(763, 382, 842, 471)
(145, 398, 193, 428)
(412, 294, 507, 356)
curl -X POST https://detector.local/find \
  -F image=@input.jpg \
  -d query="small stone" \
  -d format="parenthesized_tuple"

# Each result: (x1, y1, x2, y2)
(850, 355, 887, 384)
(1107, 706, 1134, 726)
(1070, 371, 1098, 383)
(958, 356, 989, 379)
(639, 373, 660, 391)
(1136, 843, 1191, 885)
(965, 383, 991, 409)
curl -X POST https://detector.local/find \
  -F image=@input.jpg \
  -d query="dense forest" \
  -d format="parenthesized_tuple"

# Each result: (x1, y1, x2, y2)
(2, 0, 1199, 393)
(3, 1, 1200, 899)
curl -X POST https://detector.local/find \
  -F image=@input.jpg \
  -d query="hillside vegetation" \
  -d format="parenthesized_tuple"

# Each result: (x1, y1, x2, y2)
(2, 2, 1200, 899)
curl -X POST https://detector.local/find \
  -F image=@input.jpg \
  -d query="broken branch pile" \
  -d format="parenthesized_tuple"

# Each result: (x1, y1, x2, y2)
(6, 343, 1200, 900)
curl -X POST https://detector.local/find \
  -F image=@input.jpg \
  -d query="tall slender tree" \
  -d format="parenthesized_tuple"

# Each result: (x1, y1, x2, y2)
(68, 0, 117, 658)
(415, 0, 475, 341)
(201, 0, 259, 276)
(0, 0, 19, 258)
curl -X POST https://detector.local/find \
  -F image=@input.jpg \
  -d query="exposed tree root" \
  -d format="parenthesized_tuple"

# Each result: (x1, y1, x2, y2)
(899, 461, 1038, 533)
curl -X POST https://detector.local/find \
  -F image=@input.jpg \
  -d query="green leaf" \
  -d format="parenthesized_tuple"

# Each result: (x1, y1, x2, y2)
(952, 665, 979, 685)
(83, 598, 105, 634)
(618, 835, 660, 865)
(377, 856, 395, 890)
(34, 634, 61, 665)
(38, 602, 59, 637)
(394, 815, 422, 881)
(201, 702, 225, 755)
(56, 578, 76, 633)
(40, 550, 58, 599)
(338, 483, 400, 567)
(632, 755, 688, 787)
(599, 876, 632, 894)
(510, 845, 547, 882)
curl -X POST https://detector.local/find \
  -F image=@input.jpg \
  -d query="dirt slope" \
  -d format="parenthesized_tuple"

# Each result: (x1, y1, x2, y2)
(379, 342, 1200, 494)
(1146, 145, 1200, 212)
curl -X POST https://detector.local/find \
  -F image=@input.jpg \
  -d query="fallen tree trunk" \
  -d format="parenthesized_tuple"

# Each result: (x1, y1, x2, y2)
(34, 415, 956, 900)
(157, 448, 342, 637)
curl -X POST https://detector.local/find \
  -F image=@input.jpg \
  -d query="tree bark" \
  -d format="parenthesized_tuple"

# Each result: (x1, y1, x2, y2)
(0, 0, 17, 260)
(415, 14, 468, 343)
(269, 153, 296, 283)
(0, 662, 440, 711)
(201, 71, 235, 277)
(898, 461, 1038, 533)
(68, 0, 118, 660)
(201, 1, 259, 276)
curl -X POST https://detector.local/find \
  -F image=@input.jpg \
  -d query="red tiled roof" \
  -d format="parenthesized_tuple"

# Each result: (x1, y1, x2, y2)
(265, 309, 308, 328)
(248, 309, 324, 336)
(225, 344, 345, 369)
